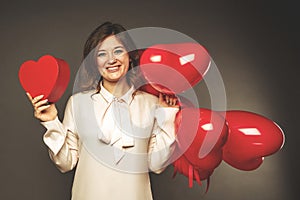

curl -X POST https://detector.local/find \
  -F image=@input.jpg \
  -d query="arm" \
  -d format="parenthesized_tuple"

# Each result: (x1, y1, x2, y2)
(148, 94, 179, 173)
(41, 97, 79, 173)
(27, 93, 79, 173)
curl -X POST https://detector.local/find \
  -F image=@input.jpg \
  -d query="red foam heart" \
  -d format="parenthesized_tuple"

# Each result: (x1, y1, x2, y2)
(19, 55, 70, 102)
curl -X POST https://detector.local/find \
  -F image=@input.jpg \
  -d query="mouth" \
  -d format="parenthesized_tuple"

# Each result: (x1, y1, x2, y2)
(106, 65, 121, 72)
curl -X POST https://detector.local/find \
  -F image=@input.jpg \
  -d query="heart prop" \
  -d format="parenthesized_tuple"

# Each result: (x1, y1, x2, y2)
(140, 43, 211, 94)
(19, 55, 70, 103)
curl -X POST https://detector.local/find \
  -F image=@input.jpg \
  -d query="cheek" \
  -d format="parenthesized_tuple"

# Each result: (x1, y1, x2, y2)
(122, 56, 130, 70)
(96, 58, 106, 73)
(98, 66, 104, 75)
(96, 62, 104, 75)
(96, 57, 105, 68)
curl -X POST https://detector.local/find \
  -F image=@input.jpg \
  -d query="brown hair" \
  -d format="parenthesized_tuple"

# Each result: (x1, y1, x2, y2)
(74, 22, 144, 93)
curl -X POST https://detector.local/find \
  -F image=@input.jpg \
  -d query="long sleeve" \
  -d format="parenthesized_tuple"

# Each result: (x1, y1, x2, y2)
(148, 106, 179, 173)
(41, 97, 79, 173)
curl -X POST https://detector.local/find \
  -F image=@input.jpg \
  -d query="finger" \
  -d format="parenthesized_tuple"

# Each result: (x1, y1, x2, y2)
(168, 97, 174, 106)
(171, 98, 177, 106)
(37, 104, 51, 112)
(26, 92, 33, 101)
(32, 95, 44, 104)
(165, 95, 170, 104)
(35, 99, 49, 108)
(158, 93, 162, 102)
(159, 93, 163, 103)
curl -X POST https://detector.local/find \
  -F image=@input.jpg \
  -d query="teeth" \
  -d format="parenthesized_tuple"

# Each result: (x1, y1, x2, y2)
(107, 66, 119, 71)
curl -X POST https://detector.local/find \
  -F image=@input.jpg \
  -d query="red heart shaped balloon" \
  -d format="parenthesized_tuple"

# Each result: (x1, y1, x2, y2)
(140, 43, 211, 94)
(172, 108, 228, 187)
(222, 111, 285, 171)
(18, 55, 70, 102)
(172, 154, 214, 188)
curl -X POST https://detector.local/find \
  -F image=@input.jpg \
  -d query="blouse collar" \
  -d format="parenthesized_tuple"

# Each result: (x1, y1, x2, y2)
(99, 82, 135, 105)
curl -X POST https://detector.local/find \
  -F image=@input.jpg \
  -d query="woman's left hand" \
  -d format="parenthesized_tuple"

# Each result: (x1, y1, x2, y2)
(158, 93, 179, 108)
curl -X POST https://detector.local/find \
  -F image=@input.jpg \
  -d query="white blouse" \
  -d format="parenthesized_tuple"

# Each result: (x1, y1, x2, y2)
(41, 85, 179, 200)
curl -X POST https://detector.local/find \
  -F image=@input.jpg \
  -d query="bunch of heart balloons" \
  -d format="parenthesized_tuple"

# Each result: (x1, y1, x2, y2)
(18, 43, 285, 191)
(139, 43, 285, 189)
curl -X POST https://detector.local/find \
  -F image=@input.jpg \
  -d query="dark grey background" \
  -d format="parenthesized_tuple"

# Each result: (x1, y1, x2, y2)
(1, 0, 299, 199)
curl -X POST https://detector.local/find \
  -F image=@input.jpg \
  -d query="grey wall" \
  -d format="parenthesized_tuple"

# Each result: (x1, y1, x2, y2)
(1, 0, 299, 199)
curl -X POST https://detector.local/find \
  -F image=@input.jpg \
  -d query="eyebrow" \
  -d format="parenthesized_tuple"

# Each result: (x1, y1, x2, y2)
(97, 45, 125, 52)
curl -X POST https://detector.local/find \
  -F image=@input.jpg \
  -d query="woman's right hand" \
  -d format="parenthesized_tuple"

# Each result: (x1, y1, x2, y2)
(26, 93, 58, 122)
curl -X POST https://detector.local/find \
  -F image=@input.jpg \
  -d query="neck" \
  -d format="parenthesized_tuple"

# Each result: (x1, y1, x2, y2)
(102, 78, 130, 97)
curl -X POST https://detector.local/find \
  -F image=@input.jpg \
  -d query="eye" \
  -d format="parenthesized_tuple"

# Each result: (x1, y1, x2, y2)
(97, 52, 107, 57)
(114, 48, 125, 55)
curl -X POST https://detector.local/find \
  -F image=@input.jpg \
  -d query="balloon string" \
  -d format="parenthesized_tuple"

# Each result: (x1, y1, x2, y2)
(194, 169, 201, 185)
(205, 176, 210, 194)
(188, 164, 193, 188)
(172, 166, 178, 178)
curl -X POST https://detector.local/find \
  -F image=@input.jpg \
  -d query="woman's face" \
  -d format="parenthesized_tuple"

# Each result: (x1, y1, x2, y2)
(96, 35, 130, 83)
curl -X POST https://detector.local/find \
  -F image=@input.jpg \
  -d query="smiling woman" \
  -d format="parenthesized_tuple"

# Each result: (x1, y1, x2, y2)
(26, 21, 180, 200)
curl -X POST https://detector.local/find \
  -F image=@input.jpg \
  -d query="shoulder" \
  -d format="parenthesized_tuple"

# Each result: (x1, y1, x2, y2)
(70, 90, 97, 99)
(67, 90, 98, 104)
(134, 90, 158, 104)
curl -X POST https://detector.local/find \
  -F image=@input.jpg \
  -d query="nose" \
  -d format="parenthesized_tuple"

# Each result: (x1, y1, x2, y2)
(107, 53, 117, 64)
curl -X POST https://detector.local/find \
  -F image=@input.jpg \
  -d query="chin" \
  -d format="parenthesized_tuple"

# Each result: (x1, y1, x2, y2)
(108, 75, 127, 83)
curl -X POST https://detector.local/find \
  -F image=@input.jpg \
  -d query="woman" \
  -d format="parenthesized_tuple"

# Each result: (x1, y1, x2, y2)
(27, 22, 179, 200)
